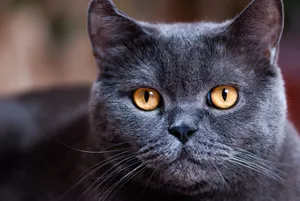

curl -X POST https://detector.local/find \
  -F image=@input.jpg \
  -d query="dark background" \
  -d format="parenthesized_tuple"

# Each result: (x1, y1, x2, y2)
(0, 0, 299, 129)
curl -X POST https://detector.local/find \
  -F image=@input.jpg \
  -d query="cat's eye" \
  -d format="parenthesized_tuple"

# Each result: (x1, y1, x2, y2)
(133, 88, 160, 111)
(208, 86, 238, 109)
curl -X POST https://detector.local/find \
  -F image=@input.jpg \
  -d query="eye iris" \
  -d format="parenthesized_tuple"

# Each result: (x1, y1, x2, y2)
(209, 86, 238, 109)
(133, 88, 160, 111)
(222, 89, 228, 101)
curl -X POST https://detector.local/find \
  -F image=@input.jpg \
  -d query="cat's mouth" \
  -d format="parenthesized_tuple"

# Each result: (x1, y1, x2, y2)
(158, 150, 210, 176)
(172, 149, 207, 167)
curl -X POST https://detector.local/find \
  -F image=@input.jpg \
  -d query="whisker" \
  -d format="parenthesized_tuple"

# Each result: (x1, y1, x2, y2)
(159, 175, 172, 187)
(99, 164, 146, 201)
(232, 149, 288, 178)
(235, 149, 294, 167)
(210, 161, 226, 184)
(140, 166, 158, 199)
(220, 164, 235, 187)
(229, 157, 286, 185)
(229, 159, 272, 180)
(56, 137, 130, 154)
(106, 165, 149, 201)
(92, 160, 141, 197)
(56, 150, 131, 200)
(237, 153, 286, 175)
(158, 173, 163, 188)
(77, 154, 137, 200)
(100, 142, 133, 150)
(230, 156, 283, 179)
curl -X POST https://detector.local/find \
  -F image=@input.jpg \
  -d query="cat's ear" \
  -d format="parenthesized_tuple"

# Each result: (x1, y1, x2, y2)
(87, 0, 147, 59)
(228, 0, 284, 64)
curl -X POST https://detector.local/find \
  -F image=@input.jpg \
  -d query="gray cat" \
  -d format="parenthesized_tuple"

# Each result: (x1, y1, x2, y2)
(87, 0, 300, 200)
(0, 0, 300, 200)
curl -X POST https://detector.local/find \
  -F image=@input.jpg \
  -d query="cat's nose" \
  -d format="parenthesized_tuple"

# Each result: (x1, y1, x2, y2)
(168, 124, 197, 144)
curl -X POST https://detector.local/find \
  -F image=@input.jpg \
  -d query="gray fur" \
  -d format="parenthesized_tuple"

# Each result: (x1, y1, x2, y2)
(87, 0, 300, 200)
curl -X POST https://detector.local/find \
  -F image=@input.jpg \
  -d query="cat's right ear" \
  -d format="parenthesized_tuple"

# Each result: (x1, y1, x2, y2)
(88, 0, 147, 60)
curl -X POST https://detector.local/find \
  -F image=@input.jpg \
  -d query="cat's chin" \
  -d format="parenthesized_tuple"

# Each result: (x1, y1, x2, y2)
(156, 157, 219, 195)
(166, 181, 212, 196)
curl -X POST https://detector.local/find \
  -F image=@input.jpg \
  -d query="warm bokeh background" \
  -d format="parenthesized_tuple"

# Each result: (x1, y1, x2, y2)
(0, 0, 299, 129)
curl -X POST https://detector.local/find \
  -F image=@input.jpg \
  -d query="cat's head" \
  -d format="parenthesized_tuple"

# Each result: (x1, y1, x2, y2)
(88, 0, 286, 195)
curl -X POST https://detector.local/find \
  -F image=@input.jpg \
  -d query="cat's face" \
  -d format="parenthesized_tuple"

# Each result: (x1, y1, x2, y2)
(88, 0, 286, 195)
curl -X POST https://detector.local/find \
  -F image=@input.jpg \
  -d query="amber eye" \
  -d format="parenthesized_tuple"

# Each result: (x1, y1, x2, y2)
(208, 86, 238, 109)
(133, 88, 160, 111)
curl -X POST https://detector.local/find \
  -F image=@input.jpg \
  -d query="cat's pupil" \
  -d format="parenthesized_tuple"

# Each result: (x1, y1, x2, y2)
(222, 89, 228, 101)
(144, 91, 150, 103)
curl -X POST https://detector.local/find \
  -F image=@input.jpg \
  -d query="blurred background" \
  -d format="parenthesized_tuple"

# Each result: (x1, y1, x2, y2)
(0, 0, 299, 129)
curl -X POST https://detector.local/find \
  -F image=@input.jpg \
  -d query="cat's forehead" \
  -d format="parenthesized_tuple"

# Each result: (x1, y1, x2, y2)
(151, 21, 230, 38)
(154, 41, 246, 97)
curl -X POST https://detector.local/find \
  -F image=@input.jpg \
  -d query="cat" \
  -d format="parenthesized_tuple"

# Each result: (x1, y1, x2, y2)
(0, 0, 300, 200)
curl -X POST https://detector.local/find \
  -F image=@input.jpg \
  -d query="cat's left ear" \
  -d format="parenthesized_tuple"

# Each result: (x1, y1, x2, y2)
(228, 0, 284, 64)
